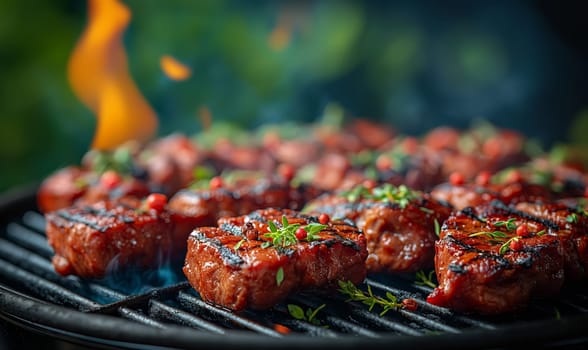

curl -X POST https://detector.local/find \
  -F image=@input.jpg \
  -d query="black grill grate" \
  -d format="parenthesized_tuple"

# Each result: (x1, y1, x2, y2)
(1, 193, 588, 349)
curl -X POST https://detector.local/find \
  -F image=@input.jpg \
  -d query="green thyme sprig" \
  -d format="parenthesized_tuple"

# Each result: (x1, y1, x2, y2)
(338, 280, 402, 316)
(567, 213, 578, 223)
(369, 184, 416, 208)
(262, 216, 326, 248)
(89, 147, 135, 175)
(341, 185, 371, 203)
(415, 270, 437, 289)
(287, 303, 327, 326)
(492, 218, 517, 231)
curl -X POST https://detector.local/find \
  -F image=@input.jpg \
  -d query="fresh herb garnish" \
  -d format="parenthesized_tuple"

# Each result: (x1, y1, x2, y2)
(233, 238, 245, 251)
(262, 216, 326, 248)
(566, 213, 578, 223)
(499, 236, 520, 255)
(338, 280, 402, 316)
(434, 219, 441, 237)
(492, 218, 517, 231)
(419, 206, 434, 214)
(276, 267, 284, 286)
(469, 231, 509, 240)
(415, 270, 437, 289)
(536, 229, 546, 236)
(370, 184, 416, 208)
(287, 303, 326, 326)
(341, 185, 371, 202)
(89, 147, 135, 175)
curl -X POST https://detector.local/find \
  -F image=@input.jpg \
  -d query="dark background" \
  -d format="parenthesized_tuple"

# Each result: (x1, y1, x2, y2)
(0, 0, 587, 194)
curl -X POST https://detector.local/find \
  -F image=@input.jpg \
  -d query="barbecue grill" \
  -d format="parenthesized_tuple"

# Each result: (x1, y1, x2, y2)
(1, 186, 588, 350)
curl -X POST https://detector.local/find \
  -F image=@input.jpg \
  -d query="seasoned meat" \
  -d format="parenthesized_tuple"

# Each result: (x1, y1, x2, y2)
(139, 133, 206, 194)
(45, 198, 174, 278)
(305, 183, 453, 273)
(430, 178, 554, 211)
(183, 208, 368, 311)
(513, 202, 588, 280)
(168, 179, 323, 254)
(427, 202, 565, 314)
(37, 166, 92, 213)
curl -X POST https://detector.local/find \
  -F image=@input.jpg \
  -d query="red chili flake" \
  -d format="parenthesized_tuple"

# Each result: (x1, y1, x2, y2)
(278, 163, 296, 183)
(509, 237, 523, 251)
(475, 171, 492, 186)
(375, 154, 393, 171)
(146, 193, 168, 212)
(402, 298, 418, 312)
(318, 213, 330, 225)
(362, 179, 377, 190)
(402, 136, 419, 155)
(209, 176, 223, 190)
(449, 171, 465, 186)
(273, 324, 291, 334)
(295, 227, 307, 240)
(99, 170, 122, 190)
(516, 224, 529, 237)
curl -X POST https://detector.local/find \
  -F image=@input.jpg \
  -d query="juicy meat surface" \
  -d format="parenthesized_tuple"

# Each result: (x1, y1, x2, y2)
(183, 208, 368, 311)
(430, 180, 554, 211)
(513, 201, 588, 280)
(168, 180, 323, 254)
(45, 198, 174, 278)
(427, 203, 565, 314)
(305, 184, 453, 273)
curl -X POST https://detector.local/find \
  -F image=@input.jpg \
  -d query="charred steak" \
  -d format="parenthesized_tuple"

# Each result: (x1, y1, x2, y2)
(427, 202, 566, 314)
(45, 196, 174, 278)
(183, 208, 368, 311)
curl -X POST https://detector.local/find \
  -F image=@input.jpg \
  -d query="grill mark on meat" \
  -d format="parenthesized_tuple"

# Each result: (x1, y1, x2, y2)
(56, 210, 109, 232)
(219, 223, 244, 237)
(488, 200, 561, 230)
(191, 231, 245, 266)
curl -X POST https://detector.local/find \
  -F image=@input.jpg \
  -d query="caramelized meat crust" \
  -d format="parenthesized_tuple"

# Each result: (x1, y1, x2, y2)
(305, 188, 453, 273)
(183, 208, 368, 311)
(427, 203, 566, 314)
(45, 199, 174, 278)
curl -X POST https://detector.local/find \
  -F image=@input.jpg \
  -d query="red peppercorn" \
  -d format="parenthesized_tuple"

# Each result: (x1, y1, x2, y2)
(516, 224, 529, 237)
(402, 298, 418, 312)
(100, 170, 122, 190)
(295, 227, 307, 240)
(278, 163, 296, 183)
(509, 237, 523, 251)
(475, 171, 492, 186)
(449, 171, 465, 186)
(146, 193, 168, 212)
(362, 179, 377, 190)
(506, 169, 523, 183)
(209, 176, 223, 190)
(375, 154, 393, 171)
(318, 213, 330, 225)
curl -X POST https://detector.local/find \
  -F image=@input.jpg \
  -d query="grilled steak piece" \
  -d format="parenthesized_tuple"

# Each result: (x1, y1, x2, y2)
(305, 183, 453, 273)
(37, 166, 92, 213)
(427, 202, 565, 314)
(430, 178, 554, 211)
(45, 198, 174, 278)
(513, 202, 588, 280)
(168, 179, 323, 254)
(183, 208, 368, 311)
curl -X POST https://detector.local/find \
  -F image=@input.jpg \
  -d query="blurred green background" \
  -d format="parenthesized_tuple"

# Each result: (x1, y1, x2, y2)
(1, 0, 587, 195)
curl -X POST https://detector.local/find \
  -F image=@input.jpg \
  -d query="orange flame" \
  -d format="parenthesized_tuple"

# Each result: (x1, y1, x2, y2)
(67, 0, 158, 151)
(160, 55, 192, 81)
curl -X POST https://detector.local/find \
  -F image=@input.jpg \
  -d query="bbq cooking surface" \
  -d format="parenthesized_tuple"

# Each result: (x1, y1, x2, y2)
(1, 190, 588, 349)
